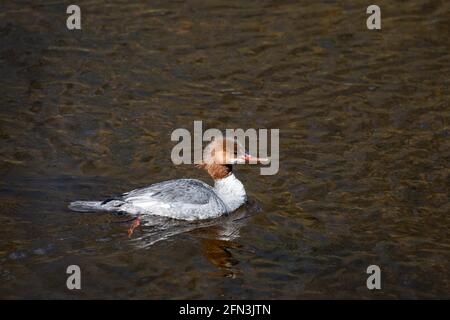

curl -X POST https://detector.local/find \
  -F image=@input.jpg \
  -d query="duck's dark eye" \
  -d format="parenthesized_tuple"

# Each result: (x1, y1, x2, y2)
(233, 144, 239, 156)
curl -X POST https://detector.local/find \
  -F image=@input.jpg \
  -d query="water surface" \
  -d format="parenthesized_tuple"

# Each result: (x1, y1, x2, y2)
(0, 0, 449, 299)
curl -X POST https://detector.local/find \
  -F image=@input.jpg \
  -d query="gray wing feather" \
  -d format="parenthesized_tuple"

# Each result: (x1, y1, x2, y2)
(122, 179, 214, 205)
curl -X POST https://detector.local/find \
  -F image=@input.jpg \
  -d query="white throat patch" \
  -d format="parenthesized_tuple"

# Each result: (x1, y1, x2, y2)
(214, 173, 247, 212)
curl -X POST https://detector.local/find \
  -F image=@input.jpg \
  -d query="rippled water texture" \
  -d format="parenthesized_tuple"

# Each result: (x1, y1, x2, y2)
(0, 0, 449, 299)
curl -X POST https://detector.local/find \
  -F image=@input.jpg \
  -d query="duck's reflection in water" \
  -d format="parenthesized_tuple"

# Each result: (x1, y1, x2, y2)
(129, 202, 260, 277)
(199, 238, 242, 278)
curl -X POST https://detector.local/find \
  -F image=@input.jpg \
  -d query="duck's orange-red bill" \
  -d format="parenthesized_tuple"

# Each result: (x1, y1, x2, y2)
(243, 154, 269, 164)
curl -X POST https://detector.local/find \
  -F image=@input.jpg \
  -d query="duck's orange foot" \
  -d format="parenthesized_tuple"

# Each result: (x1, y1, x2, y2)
(128, 216, 142, 238)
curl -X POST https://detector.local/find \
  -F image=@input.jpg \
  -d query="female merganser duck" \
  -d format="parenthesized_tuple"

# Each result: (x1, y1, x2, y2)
(69, 138, 268, 223)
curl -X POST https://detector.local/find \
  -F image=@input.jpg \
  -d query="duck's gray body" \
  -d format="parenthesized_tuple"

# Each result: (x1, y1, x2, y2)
(69, 174, 247, 221)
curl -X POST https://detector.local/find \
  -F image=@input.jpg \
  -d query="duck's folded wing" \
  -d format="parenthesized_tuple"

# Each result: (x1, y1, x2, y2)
(122, 179, 214, 205)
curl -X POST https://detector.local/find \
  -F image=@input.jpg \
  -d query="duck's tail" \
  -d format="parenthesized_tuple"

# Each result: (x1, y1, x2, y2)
(68, 201, 105, 212)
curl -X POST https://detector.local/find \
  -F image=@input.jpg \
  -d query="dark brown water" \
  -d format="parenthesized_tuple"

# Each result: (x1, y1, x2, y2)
(0, 0, 449, 299)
